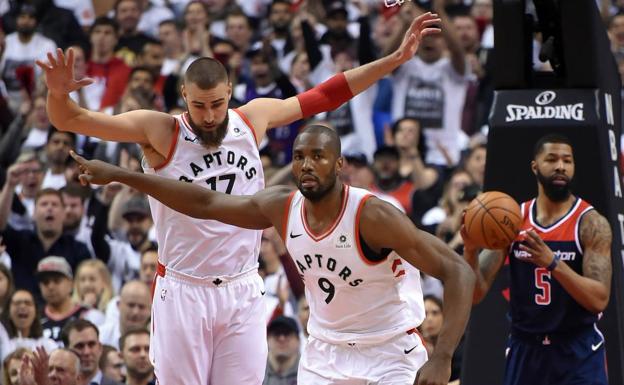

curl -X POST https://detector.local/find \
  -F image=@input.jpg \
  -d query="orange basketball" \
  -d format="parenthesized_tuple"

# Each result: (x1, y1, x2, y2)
(464, 191, 522, 249)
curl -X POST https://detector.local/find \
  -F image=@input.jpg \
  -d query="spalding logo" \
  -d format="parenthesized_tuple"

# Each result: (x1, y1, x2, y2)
(505, 90, 584, 122)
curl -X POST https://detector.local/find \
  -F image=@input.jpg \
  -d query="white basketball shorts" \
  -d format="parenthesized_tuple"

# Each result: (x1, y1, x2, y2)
(149, 263, 267, 385)
(298, 329, 427, 385)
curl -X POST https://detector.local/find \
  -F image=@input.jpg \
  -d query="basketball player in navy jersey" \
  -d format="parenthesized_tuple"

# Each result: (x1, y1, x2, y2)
(462, 134, 612, 385)
(68, 125, 475, 385)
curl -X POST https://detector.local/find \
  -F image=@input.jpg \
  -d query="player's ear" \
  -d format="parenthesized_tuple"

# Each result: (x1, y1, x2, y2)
(336, 156, 344, 175)
(180, 83, 187, 104)
(530, 160, 537, 175)
(227, 82, 232, 101)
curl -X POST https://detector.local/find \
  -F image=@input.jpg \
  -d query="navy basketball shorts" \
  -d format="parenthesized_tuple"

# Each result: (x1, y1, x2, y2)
(503, 326, 607, 385)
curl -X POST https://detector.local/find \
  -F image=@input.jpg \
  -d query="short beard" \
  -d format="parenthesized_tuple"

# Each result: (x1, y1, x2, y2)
(273, 24, 289, 34)
(536, 170, 572, 202)
(186, 111, 229, 148)
(127, 231, 148, 250)
(126, 366, 153, 381)
(17, 26, 35, 37)
(297, 176, 336, 202)
(40, 228, 60, 239)
(63, 219, 81, 233)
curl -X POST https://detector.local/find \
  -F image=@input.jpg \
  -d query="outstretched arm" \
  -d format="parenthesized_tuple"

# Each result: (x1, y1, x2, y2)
(519, 210, 612, 313)
(239, 12, 441, 137)
(432, 0, 466, 75)
(0, 163, 23, 231)
(36, 48, 172, 150)
(70, 152, 291, 230)
(360, 197, 475, 385)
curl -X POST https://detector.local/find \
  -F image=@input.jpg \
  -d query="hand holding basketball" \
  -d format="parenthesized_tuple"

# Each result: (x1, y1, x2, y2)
(463, 191, 522, 250)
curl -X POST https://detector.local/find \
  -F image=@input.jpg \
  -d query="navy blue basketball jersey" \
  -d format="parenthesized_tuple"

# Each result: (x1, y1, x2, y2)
(508, 197, 597, 334)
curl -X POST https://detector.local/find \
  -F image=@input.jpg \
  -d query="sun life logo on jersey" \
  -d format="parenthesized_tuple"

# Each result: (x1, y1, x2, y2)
(335, 234, 352, 249)
(232, 126, 246, 137)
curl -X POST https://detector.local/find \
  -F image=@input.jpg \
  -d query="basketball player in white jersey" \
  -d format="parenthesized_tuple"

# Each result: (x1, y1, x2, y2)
(70, 124, 475, 385)
(35, 12, 442, 385)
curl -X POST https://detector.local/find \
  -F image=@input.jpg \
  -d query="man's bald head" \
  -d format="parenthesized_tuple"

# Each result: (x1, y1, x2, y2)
(295, 124, 341, 157)
(119, 280, 151, 333)
(48, 349, 81, 385)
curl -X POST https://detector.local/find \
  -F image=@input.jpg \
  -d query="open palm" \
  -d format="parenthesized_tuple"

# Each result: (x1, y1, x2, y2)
(396, 12, 442, 63)
(35, 48, 94, 95)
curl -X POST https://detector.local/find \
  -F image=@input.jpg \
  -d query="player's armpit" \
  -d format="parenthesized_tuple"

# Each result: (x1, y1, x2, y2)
(357, 197, 471, 282)
(250, 186, 295, 233)
(237, 97, 303, 140)
(356, 197, 418, 260)
(580, 210, 612, 291)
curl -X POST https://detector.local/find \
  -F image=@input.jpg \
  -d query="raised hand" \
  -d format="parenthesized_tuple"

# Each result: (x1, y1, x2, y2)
(5, 162, 29, 188)
(35, 48, 94, 96)
(70, 151, 122, 186)
(395, 12, 441, 63)
(30, 346, 50, 385)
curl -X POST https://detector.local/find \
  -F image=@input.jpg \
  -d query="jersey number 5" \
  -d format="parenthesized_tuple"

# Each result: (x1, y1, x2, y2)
(534, 267, 551, 305)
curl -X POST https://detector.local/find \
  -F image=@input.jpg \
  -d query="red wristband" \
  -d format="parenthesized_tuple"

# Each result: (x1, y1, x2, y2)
(296, 73, 354, 118)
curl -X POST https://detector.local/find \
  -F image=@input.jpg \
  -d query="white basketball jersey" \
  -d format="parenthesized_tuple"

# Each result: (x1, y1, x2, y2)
(143, 110, 264, 277)
(284, 185, 425, 345)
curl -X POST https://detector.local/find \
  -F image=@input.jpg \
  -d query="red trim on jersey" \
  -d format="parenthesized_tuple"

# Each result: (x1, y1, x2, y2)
(233, 108, 259, 146)
(528, 198, 582, 233)
(301, 184, 349, 242)
(355, 194, 386, 266)
(514, 198, 594, 260)
(407, 327, 426, 346)
(154, 119, 180, 171)
(281, 191, 297, 241)
(157, 261, 166, 277)
(521, 201, 531, 218)
(181, 111, 192, 129)
(152, 262, 165, 299)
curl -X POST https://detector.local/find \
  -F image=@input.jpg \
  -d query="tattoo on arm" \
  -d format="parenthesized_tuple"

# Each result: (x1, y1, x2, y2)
(580, 210, 612, 289)
(478, 249, 505, 286)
